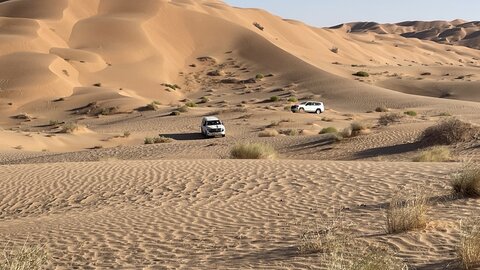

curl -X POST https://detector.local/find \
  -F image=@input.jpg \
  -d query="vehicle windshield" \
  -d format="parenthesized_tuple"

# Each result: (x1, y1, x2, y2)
(300, 102, 307, 105)
(206, 120, 221, 125)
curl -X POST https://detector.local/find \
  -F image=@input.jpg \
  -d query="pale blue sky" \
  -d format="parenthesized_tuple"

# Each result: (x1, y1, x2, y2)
(225, 0, 478, 27)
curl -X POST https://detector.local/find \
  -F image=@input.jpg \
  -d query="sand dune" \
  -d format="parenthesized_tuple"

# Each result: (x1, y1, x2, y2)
(0, 1, 479, 269)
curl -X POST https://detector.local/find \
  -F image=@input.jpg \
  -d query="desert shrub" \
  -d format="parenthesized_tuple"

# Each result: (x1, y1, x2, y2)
(322, 117, 334, 122)
(404, 111, 417, 117)
(353, 71, 370, 77)
(330, 47, 339, 54)
(230, 143, 277, 159)
(258, 129, 279, 137)
(60, 122, 78, 134)
(279, 129, 299, 136)
(386, 192, 429, 234)
(177, 105, 189, 113)
(144, 137, 155, 144)
(207, 70, 224, 76)
(458, 217, 480, 270)
(49, 120, 61, 126)
(421, 72, 432, 76)
(199, 96, 210, 104)
(253, 22, 264, 31)
(378, 113, 403, 126)
(451, 163, 480, 197)
(255, 74, 264, 80)
(93, 83, 102, 87)
(99, 106, 119, 115)
(438, 112, 452, 117)
(413, 146, 451, 162)
(350, 122, 368, 136)
(170, 111, 180, 116)
(420, 118, 478, 146)
(270, 96, 280, 102)
(123, 131, 131, 138)
(288, 97, 298, 103)
(185, 102, 197, 108)
(350, 245, 407, 270)
(0, 244, 47, 270)
(320, 127, 338, 134)
(375, 106, 389, 112)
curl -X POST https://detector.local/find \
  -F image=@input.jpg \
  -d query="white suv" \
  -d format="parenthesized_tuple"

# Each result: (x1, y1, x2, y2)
(201, 116, 226, 137)
(291, 101, 325, 114)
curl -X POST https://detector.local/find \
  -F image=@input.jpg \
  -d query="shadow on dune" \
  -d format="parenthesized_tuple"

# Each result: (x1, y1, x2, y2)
(288, 136, 337, 151)
(160, 133, 206, 141)
(353, 141, 423, 159)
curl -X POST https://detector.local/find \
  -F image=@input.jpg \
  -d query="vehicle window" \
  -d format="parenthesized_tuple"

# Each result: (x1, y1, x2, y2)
(315, 103, 320, 106)
(306, 102, 313, 106)
(206, 120, 221, 125)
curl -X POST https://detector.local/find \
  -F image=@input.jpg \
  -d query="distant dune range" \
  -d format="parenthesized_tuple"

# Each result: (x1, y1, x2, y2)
(0, 0, 479, 128)
(333, 20, 480, 49)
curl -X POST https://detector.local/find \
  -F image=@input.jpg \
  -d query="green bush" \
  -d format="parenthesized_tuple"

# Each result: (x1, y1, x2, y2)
(404, 111, 417, 117)
(320, 127, 338, 134)
(185, 102, 197, 108)
(288, 97, 298, 103)
(255, 74, 264, 80)
(270, 96, 280, 102)
(353, 71, 370, 77)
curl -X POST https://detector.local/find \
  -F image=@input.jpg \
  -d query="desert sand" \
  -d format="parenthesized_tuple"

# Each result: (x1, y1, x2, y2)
(0, 0, 479, 269)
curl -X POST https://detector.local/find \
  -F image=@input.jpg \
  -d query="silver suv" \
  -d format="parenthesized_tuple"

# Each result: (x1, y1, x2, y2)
(201, 116, 226, 137)
(291, 101, 325, 114)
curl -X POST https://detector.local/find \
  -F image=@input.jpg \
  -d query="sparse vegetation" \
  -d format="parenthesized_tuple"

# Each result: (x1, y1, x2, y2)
(420, 118, 478, 146)
(123, 131, 131, 138)
(287, 97, 298, 103)
(353, 71, 370, 77)
(93, 83, 102, 87)
(177, 105, 189, 113)
(413, 146, 452, 162)
(378, 113, 403, 126)
(145, 102, 160, 111)
(230, 143, 277, 159)
(386, 192, 429, 234)
(350, 122, 369, 136)
(185, 102, 197, 108)
(279, 129, 299, 136)
(0, 244, 47, 270)
(60, 122, 79, 134)
(404, 111, 417, 117)
(170, 111, 181, 116)
(162, 83, 181, 90)
(258, 129, 279, 137)
(255, 74, 264, 80)
(199, 96, 210, 104)
(270, 96, 280, 102)
(49, 120, 61, 126)
(320, 127, 338, 134)
(451, 163, 480, 198)
(375, 106, 389, 112)
(330, 47, 339, 54)
(458, 217, 480, 270)
(253, 22, 264, 31)
(299, 214, 407, 269)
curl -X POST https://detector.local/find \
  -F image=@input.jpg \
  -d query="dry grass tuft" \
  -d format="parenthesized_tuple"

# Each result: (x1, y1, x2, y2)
(451, 163, 480, 197)
(420, 118, 478, 146)
(258, 129, 279, 137)
(230, 143, 277, 159)
(60, 122, 79, 134)
(413, 146, 452, 162)
(386, 192, 429, 234)
(1, 243, 47, 270)
(458, 217, 480, 270)
(299, 213, 407, 269)
(320, 127, 338, 134)
(279, 129, 299, 136)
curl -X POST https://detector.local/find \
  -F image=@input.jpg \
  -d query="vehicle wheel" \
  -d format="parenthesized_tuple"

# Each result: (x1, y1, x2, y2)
(299, 108, 304, 113)
(222, 134, 226, 137)
(315, 109, 321, 114)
